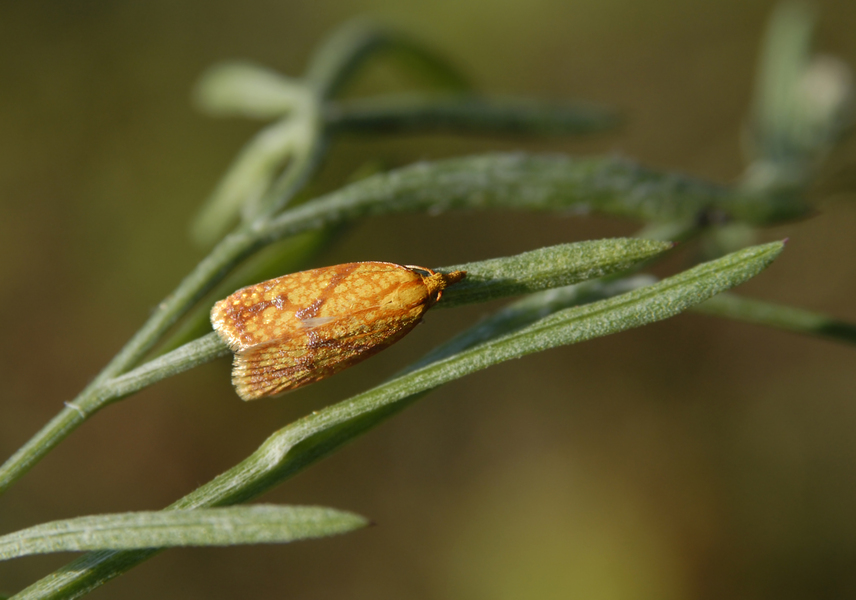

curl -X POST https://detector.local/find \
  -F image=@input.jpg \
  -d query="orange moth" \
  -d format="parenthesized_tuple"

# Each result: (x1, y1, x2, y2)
(211, 262, 466, 400)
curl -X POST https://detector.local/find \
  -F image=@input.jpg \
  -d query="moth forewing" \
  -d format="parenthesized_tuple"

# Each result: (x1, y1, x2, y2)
(211, 261, 466, 400)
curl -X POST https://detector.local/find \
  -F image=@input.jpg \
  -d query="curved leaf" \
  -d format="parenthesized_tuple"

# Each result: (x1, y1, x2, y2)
(193, 62, 308, 119)
(305, 18, 469, 99)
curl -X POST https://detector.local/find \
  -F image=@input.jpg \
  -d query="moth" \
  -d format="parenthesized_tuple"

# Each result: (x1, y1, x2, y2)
(210, 262, 466, 400)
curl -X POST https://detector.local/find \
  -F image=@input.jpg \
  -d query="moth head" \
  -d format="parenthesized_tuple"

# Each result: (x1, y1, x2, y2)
(421, 269, 466, 305)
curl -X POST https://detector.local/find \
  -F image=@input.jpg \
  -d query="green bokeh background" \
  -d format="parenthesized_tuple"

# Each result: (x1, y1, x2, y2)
(2, 1, 856, 598)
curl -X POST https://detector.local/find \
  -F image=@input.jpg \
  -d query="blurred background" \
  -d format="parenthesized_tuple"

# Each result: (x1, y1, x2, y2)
(1, 0, 856, 598)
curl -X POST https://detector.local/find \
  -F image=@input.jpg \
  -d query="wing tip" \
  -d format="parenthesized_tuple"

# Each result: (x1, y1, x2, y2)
(231, 351, 307, 401)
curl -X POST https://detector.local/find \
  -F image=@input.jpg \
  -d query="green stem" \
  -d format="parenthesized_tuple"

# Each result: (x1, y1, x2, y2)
(324, 95, 618, 136)
(257, 154, 806, 242)
(0, 232, 259, 495)
(694, 292, 856, 345)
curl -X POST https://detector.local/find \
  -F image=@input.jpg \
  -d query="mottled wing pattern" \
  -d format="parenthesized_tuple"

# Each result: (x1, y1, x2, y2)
(211, 262, 435, 400)
(231, 304, 426, 400)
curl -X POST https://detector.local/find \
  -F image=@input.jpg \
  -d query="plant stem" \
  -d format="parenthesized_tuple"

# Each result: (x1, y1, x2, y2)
(695, 292, 856, 345)
(0, 233, 258, 495)
(324, 95, 618, 136)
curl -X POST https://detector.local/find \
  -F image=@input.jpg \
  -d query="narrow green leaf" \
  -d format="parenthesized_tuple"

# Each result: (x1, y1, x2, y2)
(438, 238, 673, 309)
(20, 243, 783, 599)
(324, 94, 618, 136)
(193, 62, 309, 120)
(0, 505, 367, 560)
(260, 154, 807, 245)
(694, 292, 856, 346)
(408, 276, 657, 371)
